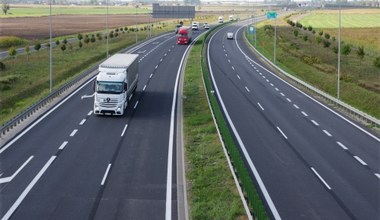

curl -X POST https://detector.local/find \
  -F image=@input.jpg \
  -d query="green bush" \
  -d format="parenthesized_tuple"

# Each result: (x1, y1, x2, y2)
(0, 61, 5, 71)
(373, 57, 380, 68)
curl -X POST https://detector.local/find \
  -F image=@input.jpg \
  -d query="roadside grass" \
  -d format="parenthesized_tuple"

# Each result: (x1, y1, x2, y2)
(248, 12, 380, 118)
(0, 5, 150, 17)
(184, 36, 247, 219)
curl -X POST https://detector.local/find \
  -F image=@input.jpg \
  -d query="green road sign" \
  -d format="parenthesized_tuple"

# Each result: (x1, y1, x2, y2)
(266, 11, 277, 19)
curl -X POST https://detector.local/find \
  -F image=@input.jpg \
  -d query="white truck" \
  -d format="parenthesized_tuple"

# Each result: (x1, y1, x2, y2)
(94, 53, 139, 115)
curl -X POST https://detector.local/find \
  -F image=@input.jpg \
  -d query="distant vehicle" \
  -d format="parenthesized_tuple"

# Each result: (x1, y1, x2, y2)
(175, 24, 182, 34)
(177, 26, 192, 45)
(229, 15, 234, 21)
(227, 32, 233, 40)
(192, 21, 199, 30)
(203, 22, 210, 29)
(94, 54, 139, 115)
(218, 16, 224, 23)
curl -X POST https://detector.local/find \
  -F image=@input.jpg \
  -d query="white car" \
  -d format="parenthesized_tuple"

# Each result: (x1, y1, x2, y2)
(204, 23, 210, 29)
(192, 22, 199, 30)
(227, 32, 233, 40)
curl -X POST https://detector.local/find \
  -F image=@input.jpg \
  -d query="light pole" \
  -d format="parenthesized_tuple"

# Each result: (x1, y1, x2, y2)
(337, 4, 341, 99)
(49, 0, 52, 93)
(274, 17, 277, 65)
(135, 2, 138, 43)
(106, 0, 109, 58)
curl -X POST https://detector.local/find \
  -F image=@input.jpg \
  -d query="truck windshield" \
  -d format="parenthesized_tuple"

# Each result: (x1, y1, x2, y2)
(96, 81, 124, 94)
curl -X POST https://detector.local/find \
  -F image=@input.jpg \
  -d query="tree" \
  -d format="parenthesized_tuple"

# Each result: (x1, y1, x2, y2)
(324, 33, 330, 40)
(77, 33, 83, 41)
(332, 46, 338, 54)
(84, 36, 90, 46)
(78, 41, 83, 49)
(2, 0, 10, 15)
(25, 45, 30, 61)
(293, 29, 299, 37)
(342, 44, 351, 56)
(303, 35, 308, 42)
(356, 46, 365, 64)
(63, 38, 68, 44)
(60, 44, 66, 52)
(374, 57, 380, 68)
(0, 61, 5, 71)
(34, 43, 41, 53)
(323, 40, 331, 48)
(307, 26, 313, 31)
(318, 30, 323, 36)
(8, 47, 16, 59)
(90, 35, 96, 43)
(55, 39, 60, 46)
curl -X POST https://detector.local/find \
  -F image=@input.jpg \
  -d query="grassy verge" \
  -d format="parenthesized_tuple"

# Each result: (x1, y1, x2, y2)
(184, 35, 247, 219)
(247, 15, 380, 119)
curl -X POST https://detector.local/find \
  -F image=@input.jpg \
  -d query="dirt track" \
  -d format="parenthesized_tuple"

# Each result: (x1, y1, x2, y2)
(0, 14, 164, 40)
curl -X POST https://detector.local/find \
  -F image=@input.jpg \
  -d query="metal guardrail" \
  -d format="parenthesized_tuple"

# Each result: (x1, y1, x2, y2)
(242, 30, 380, 128)
(0, 64, 99, 138)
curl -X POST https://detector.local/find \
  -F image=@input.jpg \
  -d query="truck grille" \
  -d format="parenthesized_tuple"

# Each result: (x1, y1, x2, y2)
(99, 98, 118, 108)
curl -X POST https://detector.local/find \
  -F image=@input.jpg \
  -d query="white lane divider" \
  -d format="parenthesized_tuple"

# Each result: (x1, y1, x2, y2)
(59, 141, 68, 150)
(280, 93, 285, 97)
(232, 66, 235, 71)
(2, 156, 57, 220)
(311, 167, 332, 190)
(87, 110, 93, 116)
(302, 111, 308, 117)
(375, 173, 380, 179)
(143, 85, 147, 91)
(149, 73, 153, 78)
(121, 124, 128, 137)
(134, 101, 139, 109)
(101, 164, 112, 186)
(286, 98, 292, 103)
(237, 75, 241, 80)
(0, 156, 34, 184)
(79, 119, 86, 125)
(323, 130, 332, 137)
(275, 87, 279, 91)
(245, 86, 250, 93)
(336, 141, 348, 150)
(70, 129, 78, 137)
(277, 126, 288, 140)
(311, 120, 319, 126)
(353, 156, 368, 166)
(257, 102, 264, 111)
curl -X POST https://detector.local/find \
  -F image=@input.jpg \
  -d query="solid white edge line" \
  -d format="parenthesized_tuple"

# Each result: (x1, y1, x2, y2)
(323, 130, 332, 137)
(210, 30, 281, 220)
(353, 156, 368, 166)
(0, 75, 98, 154)
(59, 141, 68, 150)
(311, 167, 332, 190)
(121, 124, 128, 137)
(134, 101, 139, 109)
(79, 119, 86, 125)
(2, 156, 56, 220)
(165, 33, 203, 220)
(236, 25, 380, 143)
(0, 156, 34, 184)
(311, 120, 319, 126)
(70, 129, 78, 137)
(101, 163, 112, 186)
(258, 102, 264, 111)
(336, 141, 348, 150)
(276, 126, 288, 140)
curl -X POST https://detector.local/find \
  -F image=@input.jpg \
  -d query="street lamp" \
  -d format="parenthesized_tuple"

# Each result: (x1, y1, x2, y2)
(106, 0, 109, 58)
(49, 0, 52, 93)
(337, 4, 341, 99)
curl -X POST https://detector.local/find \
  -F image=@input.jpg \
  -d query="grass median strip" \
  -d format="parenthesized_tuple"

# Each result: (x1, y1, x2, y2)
(184, 37, 247, 219)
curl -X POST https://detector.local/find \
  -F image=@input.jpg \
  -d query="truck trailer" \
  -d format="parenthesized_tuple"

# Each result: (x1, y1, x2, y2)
(94, 53, 139, 115)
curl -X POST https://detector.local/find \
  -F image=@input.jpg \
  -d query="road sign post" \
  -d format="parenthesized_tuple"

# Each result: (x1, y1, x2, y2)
(266, 11, 277, 64)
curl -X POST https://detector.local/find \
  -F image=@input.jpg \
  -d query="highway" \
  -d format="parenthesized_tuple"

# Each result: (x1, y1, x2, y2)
(0, 30, 205, 220)
(207, 21, 380, 220)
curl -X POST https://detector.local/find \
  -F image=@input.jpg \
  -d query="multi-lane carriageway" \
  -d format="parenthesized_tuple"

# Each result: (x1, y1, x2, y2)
(0, 29, 209, 220)
(208, 20, 379, 219)
(1, 19, 379, 220)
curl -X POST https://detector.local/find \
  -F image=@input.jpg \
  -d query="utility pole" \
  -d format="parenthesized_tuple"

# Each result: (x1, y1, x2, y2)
(49, 0, 53, 93)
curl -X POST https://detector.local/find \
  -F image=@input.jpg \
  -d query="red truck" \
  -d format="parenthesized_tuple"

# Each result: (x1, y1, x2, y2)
(177, 26, 192, 45)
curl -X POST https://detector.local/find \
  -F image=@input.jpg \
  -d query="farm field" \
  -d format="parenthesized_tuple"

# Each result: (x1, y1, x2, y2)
(298, 9, 380, 28)
(248, 9, 380, 119)
(0, 5, 150, 17)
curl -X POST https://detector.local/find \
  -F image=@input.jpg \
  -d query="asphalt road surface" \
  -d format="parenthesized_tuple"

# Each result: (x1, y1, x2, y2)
(207, 21, 380, 220)
(0, 29, 206, 220)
